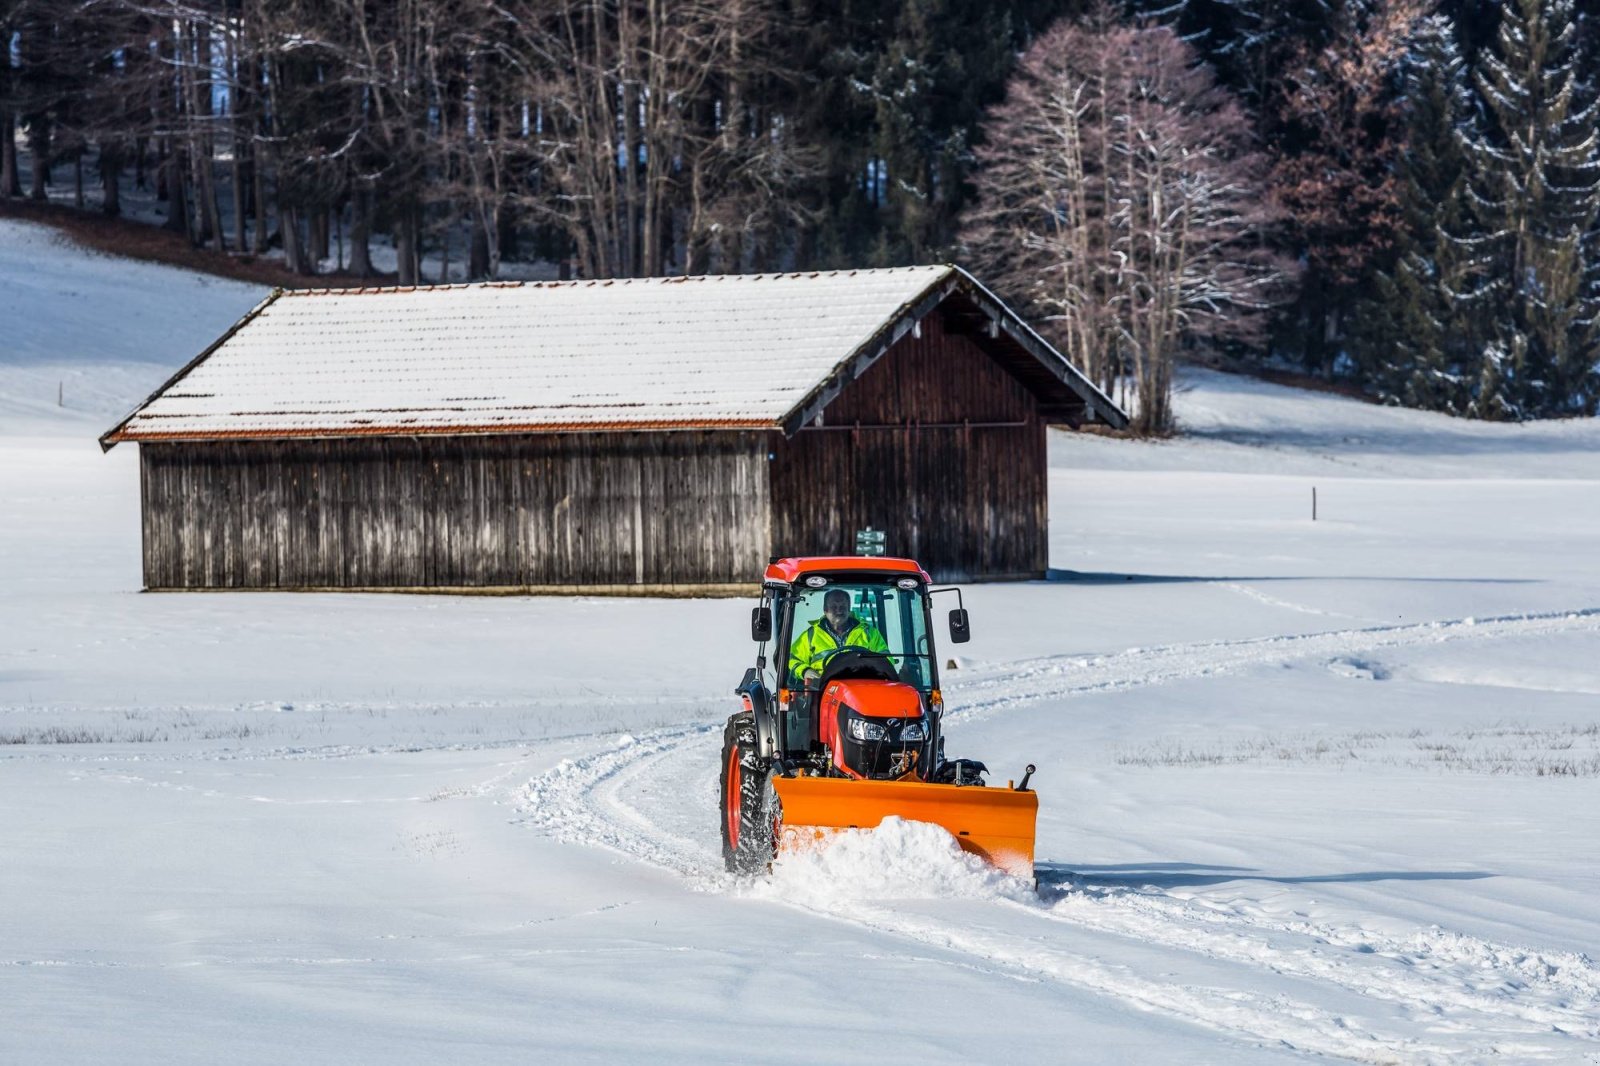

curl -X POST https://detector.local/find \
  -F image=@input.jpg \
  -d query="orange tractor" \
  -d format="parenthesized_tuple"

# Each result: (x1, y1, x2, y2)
(721, 557, 1038, 878)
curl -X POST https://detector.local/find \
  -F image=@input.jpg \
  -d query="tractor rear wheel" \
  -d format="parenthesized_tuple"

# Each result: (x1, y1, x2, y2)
(720, 713, 776, 874)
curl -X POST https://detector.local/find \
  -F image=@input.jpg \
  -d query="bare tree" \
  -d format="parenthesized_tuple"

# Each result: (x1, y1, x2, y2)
(6, 0, 804, 286)
(961, 6, 1296, 434)
(504, 0, 812, 280)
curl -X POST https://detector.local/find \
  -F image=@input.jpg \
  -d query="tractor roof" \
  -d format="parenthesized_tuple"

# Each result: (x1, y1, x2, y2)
(764, 556, 931, 585)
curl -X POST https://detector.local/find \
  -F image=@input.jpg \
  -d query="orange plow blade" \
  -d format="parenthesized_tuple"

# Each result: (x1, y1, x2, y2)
(769, 776, 1038, 879)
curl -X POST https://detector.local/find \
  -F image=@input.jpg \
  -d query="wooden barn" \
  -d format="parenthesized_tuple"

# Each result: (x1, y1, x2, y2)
(100, 266, 1126, 591)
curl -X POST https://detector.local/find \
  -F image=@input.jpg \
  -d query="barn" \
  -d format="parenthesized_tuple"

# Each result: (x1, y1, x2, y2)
(100, 265, 1126, 592)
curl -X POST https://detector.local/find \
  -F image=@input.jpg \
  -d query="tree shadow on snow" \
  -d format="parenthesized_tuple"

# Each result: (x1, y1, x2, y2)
(1045, 569, 1537, 586)
(1034, 860, 1493, 898)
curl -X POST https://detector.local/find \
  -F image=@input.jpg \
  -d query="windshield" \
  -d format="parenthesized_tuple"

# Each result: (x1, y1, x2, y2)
(785, 580, 935, 692)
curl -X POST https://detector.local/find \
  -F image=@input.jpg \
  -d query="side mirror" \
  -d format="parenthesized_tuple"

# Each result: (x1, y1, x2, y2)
(752, 606, 773, 643)
(948, 608, 971, 644)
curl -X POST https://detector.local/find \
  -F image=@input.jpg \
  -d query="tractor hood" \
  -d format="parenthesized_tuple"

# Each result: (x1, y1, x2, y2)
(821, 679, 924, 720)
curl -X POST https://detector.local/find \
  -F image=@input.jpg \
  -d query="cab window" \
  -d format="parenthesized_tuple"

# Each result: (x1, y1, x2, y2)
(785, 581, 933, 693)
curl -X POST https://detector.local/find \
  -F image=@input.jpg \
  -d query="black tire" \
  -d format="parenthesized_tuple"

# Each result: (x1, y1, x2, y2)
(720, 713, 776, 874)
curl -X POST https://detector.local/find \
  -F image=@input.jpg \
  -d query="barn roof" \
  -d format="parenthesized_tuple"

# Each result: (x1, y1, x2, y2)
(100, 265, 1126, 449)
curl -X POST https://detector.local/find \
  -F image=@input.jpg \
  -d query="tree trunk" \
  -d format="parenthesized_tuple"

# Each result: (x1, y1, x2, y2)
(101, 146, 122, 217)
(310, 208, 330, 264)
(193, 77, 225, 247)
(281, 203, 305, 275)
(164, 144, 190, 234)
(232, 151, 247, 252)
(469, 218, 490, 280)
(155, 138, 168, 201)
(497, 208, 518, 262)
(621, 1, 639, 277)
(1, 112, 21, 198)
(348, 188, 375, 277)
(229, 18, 248, 252)
(27, 120, 49, 200)
(396, 211, 418, 285)
(252, 151, 269, 255)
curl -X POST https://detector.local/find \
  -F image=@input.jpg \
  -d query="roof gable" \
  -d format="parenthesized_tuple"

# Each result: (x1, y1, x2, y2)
(101, 265, 1125, 449)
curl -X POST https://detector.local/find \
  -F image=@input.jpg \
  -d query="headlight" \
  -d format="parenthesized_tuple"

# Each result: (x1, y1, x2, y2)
(901, 720, 927, 742)
(847, 718, 888, 742)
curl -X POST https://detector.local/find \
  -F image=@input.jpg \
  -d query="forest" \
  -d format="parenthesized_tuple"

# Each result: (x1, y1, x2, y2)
(2, 0, 1598, 430)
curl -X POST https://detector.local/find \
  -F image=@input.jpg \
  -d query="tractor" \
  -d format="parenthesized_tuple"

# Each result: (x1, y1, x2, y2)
(721, 556, 1038, 878)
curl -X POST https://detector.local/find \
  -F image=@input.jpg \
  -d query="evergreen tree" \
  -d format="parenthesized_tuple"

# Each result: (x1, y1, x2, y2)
(787, 0, 1048, 267)
(1462, 0, 1600, 418)
(1352, 16, 1486, 412)
(1147, 0, 1343, 121)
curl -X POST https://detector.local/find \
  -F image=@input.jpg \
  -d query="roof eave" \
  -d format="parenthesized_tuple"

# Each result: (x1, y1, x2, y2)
(105, 418, 782, 445)
(99, 289, 287, 452)
(776, 265, 1128, 436)
(948, 268, 1129, 430)
(779, 268, 960, 437)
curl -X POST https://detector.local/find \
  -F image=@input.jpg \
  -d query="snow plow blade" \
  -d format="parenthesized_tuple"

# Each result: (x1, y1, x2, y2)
(770, 776, 1038, 879)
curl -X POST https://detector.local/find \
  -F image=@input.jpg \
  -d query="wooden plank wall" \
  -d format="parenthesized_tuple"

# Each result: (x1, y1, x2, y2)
(769, 310, 1048, 581)
(139, 431, 771, 589)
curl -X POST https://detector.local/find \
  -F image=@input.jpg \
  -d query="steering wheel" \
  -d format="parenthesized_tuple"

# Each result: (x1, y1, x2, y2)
(800, 643, 902, 685)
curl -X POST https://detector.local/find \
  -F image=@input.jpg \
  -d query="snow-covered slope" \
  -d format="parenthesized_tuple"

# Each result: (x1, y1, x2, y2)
(1056, 368, 1600, 478)
(3, 221, 1598, 1064)
(0, 219, 266, 433)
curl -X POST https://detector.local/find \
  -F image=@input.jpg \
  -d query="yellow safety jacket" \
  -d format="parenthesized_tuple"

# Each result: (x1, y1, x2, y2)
(788, 616, 889, 686)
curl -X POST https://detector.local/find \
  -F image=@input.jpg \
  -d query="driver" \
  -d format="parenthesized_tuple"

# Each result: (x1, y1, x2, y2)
(789, 588, 889, 688)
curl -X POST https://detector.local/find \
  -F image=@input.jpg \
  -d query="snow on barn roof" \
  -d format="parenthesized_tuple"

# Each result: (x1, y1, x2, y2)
(101, 265, 1125, 448)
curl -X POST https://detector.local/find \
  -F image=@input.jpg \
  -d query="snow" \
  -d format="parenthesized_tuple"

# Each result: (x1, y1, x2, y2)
(105, 268, 952, 440)
(4, 218, 1600, 1063)
(0, 220, 267, 432)
(100, 263, 1118, 444)
(756, 817, 1036, 904)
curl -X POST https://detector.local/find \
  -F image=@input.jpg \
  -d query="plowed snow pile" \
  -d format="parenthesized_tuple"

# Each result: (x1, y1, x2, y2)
(752, 817, 1035, 904)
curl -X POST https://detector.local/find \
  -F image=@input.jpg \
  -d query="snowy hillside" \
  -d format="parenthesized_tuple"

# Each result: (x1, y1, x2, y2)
(0, 220, 266, 431)
(2, 221, 1599, 1064)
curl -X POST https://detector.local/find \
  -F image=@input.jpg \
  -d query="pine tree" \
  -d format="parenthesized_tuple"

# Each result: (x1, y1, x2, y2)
(787, 0, 1036, 268)
(1146, 0, 1342, 120)
(1463, 0, 1600, 418)
(1352, 15, 1486, 413)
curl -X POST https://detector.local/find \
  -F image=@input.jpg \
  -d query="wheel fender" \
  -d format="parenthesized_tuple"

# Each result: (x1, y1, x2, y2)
(736, 669, 777, 760)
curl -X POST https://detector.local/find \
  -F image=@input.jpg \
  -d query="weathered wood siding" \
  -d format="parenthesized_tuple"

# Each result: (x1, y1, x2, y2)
(140, 432, 771, 589)
(769, 311, 1048, 581)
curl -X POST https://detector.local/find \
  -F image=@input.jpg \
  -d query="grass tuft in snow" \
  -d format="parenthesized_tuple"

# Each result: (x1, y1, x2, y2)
(1116, 723, 1600, 776)
(0, 725, 167, 744)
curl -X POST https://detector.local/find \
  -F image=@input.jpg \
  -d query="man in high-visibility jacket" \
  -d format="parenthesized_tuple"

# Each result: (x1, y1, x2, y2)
(789, 588, 889, 687)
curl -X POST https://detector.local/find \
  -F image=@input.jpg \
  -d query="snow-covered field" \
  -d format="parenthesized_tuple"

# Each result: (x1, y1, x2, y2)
(4, 218, 1600, 1064)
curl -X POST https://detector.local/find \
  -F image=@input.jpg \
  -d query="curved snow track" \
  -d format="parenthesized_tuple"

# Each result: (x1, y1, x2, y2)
(515, 608, 1600, 1063)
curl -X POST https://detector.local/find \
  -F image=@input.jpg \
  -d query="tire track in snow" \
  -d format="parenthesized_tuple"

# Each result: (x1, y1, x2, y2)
(789, 898, 1472, 1064)
(517, 725, 1477, 1062)
(944, 606, 1600, 723)
(1025, 888, 1600, 1046)
(514, 724, 727, 886)
(513, 606, 1600, 1060)
(518, 716, 1599, 1062)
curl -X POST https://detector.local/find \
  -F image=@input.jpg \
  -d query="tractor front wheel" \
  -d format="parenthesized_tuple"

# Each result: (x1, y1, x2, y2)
(720, 713, 776, 874)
